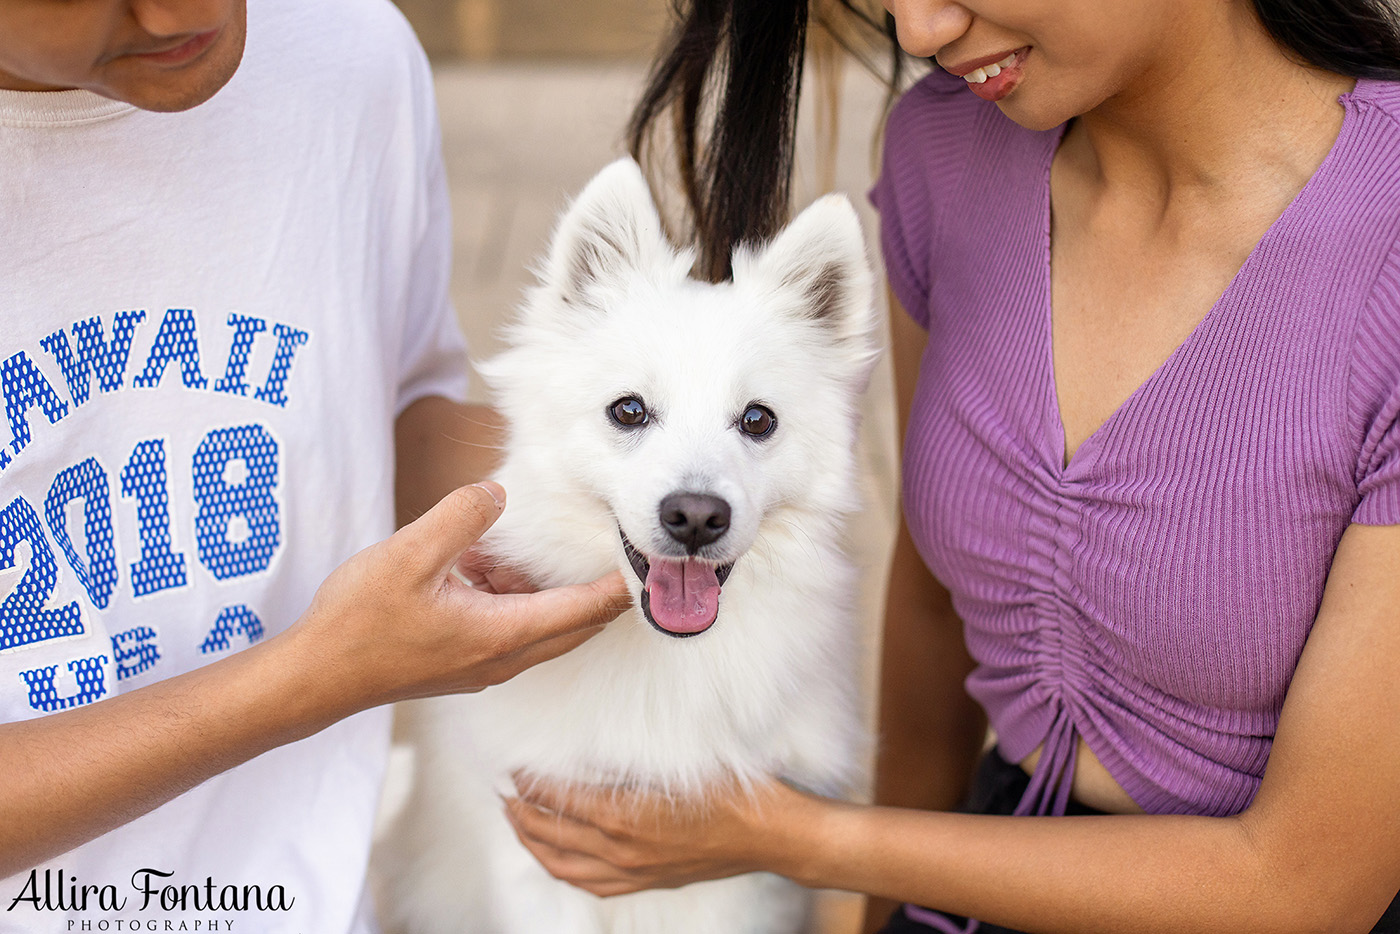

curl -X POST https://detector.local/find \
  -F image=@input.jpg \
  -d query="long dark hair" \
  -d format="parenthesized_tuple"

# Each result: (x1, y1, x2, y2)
(630, 0, 1400, 280)
(1255, 0, 1400, 79)
(627, 0, 896, 281)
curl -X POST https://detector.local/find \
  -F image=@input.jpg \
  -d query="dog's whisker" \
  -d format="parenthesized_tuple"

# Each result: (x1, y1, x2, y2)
(763, 515, 827, 568)
(446, 441, 509, 451)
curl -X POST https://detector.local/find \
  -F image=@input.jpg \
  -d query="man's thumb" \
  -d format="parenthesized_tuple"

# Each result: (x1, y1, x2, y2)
(403, 482, 506, 578)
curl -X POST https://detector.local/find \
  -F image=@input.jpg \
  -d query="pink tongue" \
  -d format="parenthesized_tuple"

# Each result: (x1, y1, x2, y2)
(646, 558, 721, 634)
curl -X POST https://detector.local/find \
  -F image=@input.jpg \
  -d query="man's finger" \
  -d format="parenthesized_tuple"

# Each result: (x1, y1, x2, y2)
(399, 482, 506, 579)
(493, 571, 633, 644)
(496, 623, 607, 679)
(454, 546, 538, 595)
(480, 562, 539, 595)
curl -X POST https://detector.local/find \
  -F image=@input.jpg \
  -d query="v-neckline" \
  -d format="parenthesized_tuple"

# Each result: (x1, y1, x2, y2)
(1039, 86, 1360, 476)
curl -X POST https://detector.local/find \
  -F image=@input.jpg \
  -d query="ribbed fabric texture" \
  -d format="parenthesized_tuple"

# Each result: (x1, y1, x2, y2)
(872, 73, 1400, 818)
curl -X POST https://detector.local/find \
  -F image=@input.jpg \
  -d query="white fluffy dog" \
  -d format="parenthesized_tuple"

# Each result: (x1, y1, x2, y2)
(379, 159, 877, 934)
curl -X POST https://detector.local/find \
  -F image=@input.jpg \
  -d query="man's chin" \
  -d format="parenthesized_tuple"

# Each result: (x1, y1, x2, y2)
(108, 6, 247, 112)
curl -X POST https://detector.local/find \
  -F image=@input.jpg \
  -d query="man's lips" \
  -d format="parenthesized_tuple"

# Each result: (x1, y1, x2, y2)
(124, 29, 221, 66)
(620, 529, 733, 638)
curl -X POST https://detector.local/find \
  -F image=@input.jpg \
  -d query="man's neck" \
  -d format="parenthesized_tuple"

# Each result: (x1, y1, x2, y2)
(0, 68, 76, 92)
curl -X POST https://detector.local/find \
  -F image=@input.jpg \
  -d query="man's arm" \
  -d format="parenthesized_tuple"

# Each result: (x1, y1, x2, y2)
(395, 396, 505, 527)
(0, 482, 628, 879)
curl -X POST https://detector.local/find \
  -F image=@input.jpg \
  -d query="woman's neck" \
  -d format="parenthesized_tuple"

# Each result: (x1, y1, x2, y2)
(1065, 3, 1355, 203)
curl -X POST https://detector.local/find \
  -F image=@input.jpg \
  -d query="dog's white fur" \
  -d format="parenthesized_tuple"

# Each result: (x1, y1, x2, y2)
(378, 159, 877, 934)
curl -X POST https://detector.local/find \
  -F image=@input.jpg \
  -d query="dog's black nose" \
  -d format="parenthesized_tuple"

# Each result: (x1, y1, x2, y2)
(659, 492, 731, 553)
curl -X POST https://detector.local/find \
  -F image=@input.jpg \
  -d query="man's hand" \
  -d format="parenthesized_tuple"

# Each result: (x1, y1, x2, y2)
(0, 480, 631, 878)
(297, 481, 632, 707)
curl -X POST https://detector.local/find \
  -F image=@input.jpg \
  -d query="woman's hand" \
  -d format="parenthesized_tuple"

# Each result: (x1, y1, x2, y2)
(294, 481, 633, 709)
(503, 772, 822, 897)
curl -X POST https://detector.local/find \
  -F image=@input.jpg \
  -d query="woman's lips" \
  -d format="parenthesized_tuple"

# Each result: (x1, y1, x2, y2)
(128, 29, 221, 66)
(947, 47, 1030, 104)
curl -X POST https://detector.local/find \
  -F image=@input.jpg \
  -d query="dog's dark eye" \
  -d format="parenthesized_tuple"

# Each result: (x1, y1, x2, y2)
(739, 404, 777, 438)
(609, 396, 648, 428)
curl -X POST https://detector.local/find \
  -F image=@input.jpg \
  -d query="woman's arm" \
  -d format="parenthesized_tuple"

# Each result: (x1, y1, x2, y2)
(503, 289, 1400, 932)
(789, 518, 1400, 933)
(0, 397, 629, 878)
(860, 292, 987, 932)
(506, 516, 1400, 933)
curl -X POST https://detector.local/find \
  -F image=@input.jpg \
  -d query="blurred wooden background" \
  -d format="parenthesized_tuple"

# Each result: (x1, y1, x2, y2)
(393, 0, 670, 59)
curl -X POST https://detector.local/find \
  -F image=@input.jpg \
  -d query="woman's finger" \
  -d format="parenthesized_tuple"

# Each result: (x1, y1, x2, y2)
(512, 772, 640, 829)
(516, 836, 617, 887)
(505, 802, 652, 893)
(585, 881, 648, 898)
(504, 794, 620, 852)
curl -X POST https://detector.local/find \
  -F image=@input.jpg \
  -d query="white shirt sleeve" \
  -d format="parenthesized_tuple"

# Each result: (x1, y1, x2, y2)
(393, 29, 470, 415)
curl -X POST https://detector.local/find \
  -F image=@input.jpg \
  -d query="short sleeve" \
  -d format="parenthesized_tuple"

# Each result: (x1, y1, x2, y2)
(870, 89, 935, 328)
(868, 72, 976, 330)
(1350, 240, 1400, 525)
(392, 26, 470, 415)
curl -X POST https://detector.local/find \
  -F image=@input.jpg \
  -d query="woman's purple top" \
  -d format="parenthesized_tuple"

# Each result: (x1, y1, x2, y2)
(872, 73, 1400, 818)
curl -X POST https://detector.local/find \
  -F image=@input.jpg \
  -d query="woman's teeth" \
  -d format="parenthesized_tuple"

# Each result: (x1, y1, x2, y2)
(964, 52, 1018, 85)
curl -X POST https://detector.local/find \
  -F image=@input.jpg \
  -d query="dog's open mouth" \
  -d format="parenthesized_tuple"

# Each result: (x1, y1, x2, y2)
(620, 529, 734, 638)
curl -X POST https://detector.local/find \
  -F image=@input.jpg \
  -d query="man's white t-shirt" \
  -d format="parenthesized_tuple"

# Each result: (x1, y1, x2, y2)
(0, 0, 468, 930)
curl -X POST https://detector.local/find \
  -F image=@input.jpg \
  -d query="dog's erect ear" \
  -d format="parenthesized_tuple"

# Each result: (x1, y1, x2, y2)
(540, 158, 674, 307)
(732, 195, 875, 342)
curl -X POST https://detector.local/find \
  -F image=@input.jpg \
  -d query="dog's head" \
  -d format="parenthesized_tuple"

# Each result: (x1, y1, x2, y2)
(482, 159, 877, 638)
